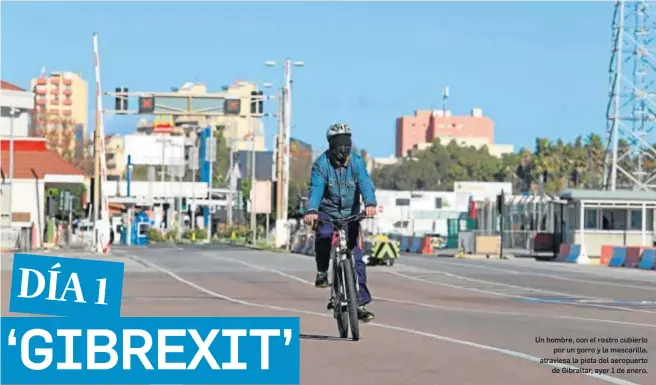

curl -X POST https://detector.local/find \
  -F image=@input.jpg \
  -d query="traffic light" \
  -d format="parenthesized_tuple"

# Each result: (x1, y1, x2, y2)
(250, 91, 258, 114)
(138, 96, 155, 114)
(115, 87, 128, 113)
(224, 99, 241, 115)
(181, 197, 188, 212)
(257, 91, 264, 114)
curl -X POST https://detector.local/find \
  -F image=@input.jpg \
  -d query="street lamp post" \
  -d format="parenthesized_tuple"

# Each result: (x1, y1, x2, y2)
(249, 129, 256, 245)
(8, 107, 18, 230)
(265, 59, 304, 248)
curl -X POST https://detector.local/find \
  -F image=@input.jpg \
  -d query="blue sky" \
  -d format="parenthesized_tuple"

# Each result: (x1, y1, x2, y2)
(1, 1, 612, 157)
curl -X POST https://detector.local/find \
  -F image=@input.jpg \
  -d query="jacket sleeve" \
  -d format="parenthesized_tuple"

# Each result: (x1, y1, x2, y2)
(355, 157, 377, 207)
(306, 160, 325, 213)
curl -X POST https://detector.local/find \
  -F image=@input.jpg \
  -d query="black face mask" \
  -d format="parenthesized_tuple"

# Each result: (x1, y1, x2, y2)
(329, 135, 352, 165)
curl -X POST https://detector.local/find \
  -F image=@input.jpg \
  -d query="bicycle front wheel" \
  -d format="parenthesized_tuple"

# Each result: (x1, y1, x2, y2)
(332, 255, 348, 338)
(342, 259, 360, 341)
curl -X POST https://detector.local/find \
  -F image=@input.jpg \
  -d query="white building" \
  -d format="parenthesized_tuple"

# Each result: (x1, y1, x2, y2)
(0, 80, 33, 137)
(0, 137, 85, 247)
(366, 189, 470, 236)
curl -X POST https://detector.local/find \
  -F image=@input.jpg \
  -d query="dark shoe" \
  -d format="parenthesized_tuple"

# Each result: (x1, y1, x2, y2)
(357, 306, 375, 322)
(315, 272, 329, 288)
(326, 299, 334, 310)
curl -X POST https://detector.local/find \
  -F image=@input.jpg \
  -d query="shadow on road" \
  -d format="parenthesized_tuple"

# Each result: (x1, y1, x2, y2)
(300, 333, 351, 342)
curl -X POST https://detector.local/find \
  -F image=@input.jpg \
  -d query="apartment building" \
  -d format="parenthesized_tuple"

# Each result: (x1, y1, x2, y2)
(30, 71, 89, 157)
(0, 80, 33, 137)
(105, 134, 126, 178)
(395, 108, 513, 158)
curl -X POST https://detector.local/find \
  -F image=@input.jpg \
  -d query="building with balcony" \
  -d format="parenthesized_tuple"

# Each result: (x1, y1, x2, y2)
(395, 108, 514, 158)
(135, 81, 266, 152)
(105, 134, 126, 178)
(1, 80, 34, 138)
(29, 71, 89, 158)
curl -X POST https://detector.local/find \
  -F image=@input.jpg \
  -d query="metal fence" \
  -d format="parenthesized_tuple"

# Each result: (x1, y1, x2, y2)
(1, 226, 34, 252)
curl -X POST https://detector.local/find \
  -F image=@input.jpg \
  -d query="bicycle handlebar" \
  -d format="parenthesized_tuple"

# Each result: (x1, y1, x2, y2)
(311, 212, 368, 230)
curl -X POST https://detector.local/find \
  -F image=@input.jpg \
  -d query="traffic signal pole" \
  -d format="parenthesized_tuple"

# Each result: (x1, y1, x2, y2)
(104, 87, 276, 241)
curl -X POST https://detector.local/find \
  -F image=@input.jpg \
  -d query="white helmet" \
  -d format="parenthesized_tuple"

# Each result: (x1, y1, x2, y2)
(326, 122, 352, 141)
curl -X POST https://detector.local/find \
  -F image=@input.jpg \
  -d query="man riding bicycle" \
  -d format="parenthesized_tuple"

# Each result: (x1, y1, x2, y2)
(303, 123, 377, 322)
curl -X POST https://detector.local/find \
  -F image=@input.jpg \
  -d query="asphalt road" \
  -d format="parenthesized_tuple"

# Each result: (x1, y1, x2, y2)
(2, 245, 656, 385)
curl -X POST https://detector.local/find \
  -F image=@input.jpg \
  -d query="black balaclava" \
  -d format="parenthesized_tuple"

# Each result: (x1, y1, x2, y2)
(329, 134, 352, 166)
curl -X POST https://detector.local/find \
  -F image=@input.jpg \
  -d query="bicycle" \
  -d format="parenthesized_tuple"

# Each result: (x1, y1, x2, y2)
(314, 212, 366, 341)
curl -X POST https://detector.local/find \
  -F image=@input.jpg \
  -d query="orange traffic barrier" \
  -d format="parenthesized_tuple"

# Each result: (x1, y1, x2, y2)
(421, 236, 433, 255)
(600, 245, 614, 265)
(556, 243, 570, 262)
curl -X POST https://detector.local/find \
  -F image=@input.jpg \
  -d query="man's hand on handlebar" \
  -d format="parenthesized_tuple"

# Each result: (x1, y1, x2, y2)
(304, 212, 318, 228)
(364, 206, 377, 218)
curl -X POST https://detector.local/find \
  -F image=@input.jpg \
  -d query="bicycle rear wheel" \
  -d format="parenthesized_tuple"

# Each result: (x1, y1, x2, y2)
(342, 258, 360, 341)
(332, 254, 348, 338)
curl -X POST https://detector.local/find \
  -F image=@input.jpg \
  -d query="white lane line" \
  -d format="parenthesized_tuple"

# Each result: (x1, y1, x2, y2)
(418, 256, 656, 280)
(406, 257, 656, 290)
(205, 253, 656, 329)
(389, 271, 656, 314)
(119, 250, 642, 385)
(203, 246, 656, 314)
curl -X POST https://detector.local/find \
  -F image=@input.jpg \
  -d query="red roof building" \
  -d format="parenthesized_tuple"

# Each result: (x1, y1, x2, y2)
(0, 137, 85, 234)
(0, 80, 26, 91)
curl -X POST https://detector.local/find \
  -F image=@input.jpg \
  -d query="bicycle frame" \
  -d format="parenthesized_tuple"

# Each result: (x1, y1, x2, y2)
(330, 226, 359, 310)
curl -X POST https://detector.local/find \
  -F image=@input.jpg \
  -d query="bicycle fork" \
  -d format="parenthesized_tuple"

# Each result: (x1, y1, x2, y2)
(332, 253, 360, 315)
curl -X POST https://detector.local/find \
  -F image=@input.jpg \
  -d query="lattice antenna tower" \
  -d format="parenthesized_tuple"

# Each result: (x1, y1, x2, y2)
(604, 0, 656, 191)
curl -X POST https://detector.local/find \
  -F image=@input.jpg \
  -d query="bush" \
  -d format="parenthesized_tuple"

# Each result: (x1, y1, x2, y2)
(146, 228, 165, 242)
(165, 229, 179, 242)
(194, 228, 208, 240)
(182, 228, 208, 241)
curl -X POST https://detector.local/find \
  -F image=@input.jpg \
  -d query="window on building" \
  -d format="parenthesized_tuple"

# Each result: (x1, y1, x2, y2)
(584, 208, 598, 229)
(601, 208, 626, 230)
(395, 198, 410, 207)
(629, 209, 642, 230)
(435, 198, 443, 209)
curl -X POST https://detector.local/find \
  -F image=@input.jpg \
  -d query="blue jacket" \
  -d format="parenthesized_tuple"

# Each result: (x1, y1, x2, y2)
(306, 151, 377, 219)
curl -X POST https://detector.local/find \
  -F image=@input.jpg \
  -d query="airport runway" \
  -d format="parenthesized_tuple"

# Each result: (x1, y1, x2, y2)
(2, 245, 655, 385)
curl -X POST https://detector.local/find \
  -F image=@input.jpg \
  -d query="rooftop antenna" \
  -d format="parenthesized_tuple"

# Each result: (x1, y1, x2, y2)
(442, 86, 449, 114)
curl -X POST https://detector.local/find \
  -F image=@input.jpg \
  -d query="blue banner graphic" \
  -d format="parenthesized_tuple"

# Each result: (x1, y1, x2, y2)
(9, 253, 125, 318)
(1, 316, 300, 385)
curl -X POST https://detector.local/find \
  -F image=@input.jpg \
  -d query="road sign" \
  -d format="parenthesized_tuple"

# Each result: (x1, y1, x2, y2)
(188, 147, 199, 171)
(205, 138, 216, 161)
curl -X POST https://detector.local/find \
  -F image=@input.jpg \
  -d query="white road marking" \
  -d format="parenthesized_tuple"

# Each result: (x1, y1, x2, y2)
(206, 253, 656, 329)
(389, 271, 656, 314)
(408, 257, 656, 290)
(119, 250, 642, 385)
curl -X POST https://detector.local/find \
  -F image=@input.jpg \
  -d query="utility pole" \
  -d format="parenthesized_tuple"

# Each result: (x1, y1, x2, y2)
(176, 141, 184, 240)
(226, 122, 235, 226)
(250, 130, 257, 244)
(160, 134, 167, 229)
(8, 108, 17, 231)
(206, 127, 215, 242)
(275, 88, 284, 234)
(189, 145, 199, 230)
(265, 59, 305, 248)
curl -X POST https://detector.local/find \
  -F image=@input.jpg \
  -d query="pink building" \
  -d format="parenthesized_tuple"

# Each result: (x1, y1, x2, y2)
(395, 108, 495, 157)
